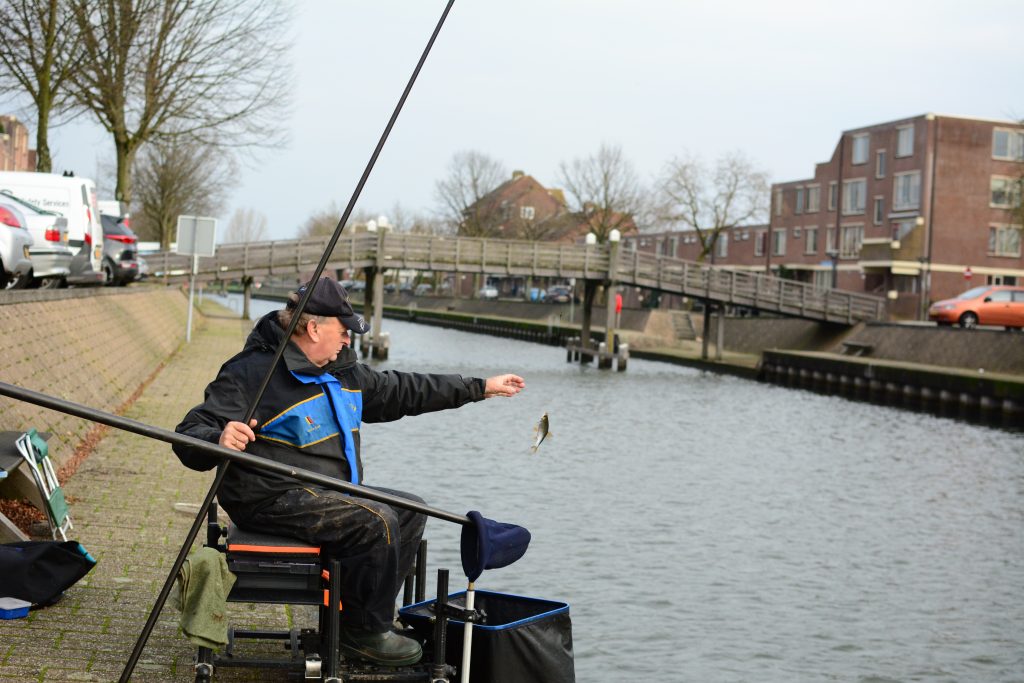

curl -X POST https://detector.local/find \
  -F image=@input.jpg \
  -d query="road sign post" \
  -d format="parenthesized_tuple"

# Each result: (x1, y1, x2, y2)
(176, 216, 217, 343)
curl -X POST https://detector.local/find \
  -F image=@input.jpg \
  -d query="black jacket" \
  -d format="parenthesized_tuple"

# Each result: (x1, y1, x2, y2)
(174, 312, 486, 517)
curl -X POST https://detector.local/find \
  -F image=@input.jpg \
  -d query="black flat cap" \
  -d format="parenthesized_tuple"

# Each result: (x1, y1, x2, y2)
(287, 277, 370, 334)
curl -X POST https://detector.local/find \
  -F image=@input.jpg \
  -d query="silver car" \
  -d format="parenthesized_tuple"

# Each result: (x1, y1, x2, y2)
(0, 201, 34, 289)
(0, 190, 72, 288)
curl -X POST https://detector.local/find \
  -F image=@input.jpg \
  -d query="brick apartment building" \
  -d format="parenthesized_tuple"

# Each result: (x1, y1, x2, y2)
(0, 115, 36, 172)
(462, 170, 571, 241)
(627, 114, 1024, 319)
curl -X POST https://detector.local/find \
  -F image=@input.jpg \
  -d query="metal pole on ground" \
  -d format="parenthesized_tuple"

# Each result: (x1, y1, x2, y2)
(186, 253, 197, 343)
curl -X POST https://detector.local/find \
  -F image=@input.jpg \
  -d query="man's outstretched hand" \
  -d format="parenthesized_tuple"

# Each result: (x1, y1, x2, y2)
(484, 374, 526, 398)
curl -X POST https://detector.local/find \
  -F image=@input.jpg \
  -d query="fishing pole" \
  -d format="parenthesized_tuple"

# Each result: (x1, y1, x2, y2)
(115, 2, 458, 679)
(0, 381, 470, 527)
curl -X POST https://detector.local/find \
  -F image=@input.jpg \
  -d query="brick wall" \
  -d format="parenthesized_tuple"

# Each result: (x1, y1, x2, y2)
(0, 288, 192, 467)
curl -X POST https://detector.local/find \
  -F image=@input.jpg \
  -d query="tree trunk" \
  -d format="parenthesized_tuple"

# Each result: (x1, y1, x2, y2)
(35, 95, 53, 172)
(114, 137, 137, 206)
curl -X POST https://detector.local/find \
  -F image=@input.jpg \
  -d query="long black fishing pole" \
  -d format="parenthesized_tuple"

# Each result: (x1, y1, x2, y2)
(116, 2, 457, 679)
(0, 381, 470, 526)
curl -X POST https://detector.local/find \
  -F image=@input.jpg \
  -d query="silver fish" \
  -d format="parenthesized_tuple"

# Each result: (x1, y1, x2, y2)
(531, 413, 551, 453)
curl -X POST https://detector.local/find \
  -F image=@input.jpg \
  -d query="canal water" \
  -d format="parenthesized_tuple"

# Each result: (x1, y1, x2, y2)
(216, 295, 1024, 682)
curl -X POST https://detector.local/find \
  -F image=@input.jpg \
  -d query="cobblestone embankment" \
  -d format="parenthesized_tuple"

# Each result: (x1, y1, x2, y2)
(1, 295, 295, 682)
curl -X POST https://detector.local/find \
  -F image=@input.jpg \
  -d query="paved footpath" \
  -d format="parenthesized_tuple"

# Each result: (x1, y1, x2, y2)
(1, 303, 304, 682)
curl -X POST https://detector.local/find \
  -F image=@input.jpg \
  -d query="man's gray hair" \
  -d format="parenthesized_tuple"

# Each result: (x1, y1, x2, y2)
(277, 304, 331, 337)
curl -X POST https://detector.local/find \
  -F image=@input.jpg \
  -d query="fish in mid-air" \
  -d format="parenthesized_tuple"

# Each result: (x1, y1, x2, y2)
(531, 413, 551, 453)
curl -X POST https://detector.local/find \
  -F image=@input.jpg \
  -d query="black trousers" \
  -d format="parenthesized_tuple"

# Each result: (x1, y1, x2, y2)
(239, 485, 427, 632)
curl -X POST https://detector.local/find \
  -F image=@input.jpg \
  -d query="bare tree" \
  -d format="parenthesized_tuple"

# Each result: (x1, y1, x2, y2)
(388, 201, 445, 235)
(222, 207, 269, 244)
(558, 143, 644, 243)
(0, 0, 81, 172)
(132, 138, 236, 249)
(298, 202, 376, 239)
(656, 150, 770, 261)
(68, 0, 291, 206)
(434, 150, 508, 237)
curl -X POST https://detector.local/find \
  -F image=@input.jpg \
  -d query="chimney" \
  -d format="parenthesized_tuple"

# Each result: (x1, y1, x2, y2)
(511, 170, 524, 180)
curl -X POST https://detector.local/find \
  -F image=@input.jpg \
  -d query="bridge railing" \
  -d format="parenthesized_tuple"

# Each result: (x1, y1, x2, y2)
(620, 251, 885, 322)
(145, 234, 885, 322)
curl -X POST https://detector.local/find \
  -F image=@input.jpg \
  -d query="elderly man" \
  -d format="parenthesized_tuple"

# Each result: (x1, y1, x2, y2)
(173, 277, 524, 667)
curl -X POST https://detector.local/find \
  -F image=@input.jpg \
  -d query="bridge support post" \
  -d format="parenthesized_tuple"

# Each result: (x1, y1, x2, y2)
(241, 276, 254, 321)
(579, 280, 598, 364)
(371, 268, 386, 359)
(700, 300, 711, 360)
(715, 305, 725, 361)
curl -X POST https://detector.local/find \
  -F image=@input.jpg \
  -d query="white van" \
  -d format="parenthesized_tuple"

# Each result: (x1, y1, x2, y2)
(0, 172, 105, 285)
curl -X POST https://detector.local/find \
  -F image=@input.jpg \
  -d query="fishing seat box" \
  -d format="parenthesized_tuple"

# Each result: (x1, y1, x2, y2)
(223, 523, 323, 604)
(400, 590, 575, 683)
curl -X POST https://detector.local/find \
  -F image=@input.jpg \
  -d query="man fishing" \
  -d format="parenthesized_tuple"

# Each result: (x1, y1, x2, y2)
(173, 276, 525, 667)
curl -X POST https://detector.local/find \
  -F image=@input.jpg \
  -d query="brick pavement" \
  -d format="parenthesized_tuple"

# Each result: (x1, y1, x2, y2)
(0, 302, 310, 682)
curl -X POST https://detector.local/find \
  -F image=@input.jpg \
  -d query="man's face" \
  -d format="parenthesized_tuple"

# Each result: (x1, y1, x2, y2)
(307, 317, 350, 366)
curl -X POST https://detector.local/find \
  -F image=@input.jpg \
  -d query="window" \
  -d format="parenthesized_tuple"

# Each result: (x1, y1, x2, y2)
(992, 129, 1024, 161)
(813, 270, 832, 289)
(896, 124, 914, 157)
(754, 230, 766, 256)
(828, 182, 838, 211)
(806, 185, 820, 213)
(852, 134, 869, 164)
(840, 225, 864, 259)
(991, 176, 1022, 208)
(804, 227, 818, 254)
(794, 187, 804, 214)
(669, 236, 679, 255)
(892, 218, 917, 241)
(520, 205, 535, 220)
(988, 225, 1022, 257)
(716, 232, 728, 258)
(875, 150, 887, 178)
(774, 189, 782, 216)
(826, 227, 836, 253)
(873, 197, 884, 225)
(893, 171, 921, 210)
(772, 229, 786, 256)
(842, 179, 866, 215)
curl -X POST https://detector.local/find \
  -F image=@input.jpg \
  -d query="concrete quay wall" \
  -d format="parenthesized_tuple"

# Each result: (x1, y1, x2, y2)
(761, 350, 1024, 429)
(0, 286, 193, 469)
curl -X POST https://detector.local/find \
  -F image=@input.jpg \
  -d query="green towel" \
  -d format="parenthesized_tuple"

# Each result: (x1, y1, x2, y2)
(171, 547, 237, 649)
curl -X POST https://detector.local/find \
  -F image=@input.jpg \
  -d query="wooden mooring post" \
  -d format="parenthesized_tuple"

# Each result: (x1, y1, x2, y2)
(566, 336, 629, 371)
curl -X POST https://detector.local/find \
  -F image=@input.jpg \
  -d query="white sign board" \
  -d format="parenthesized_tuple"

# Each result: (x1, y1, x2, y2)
(176, 215, 217, 257)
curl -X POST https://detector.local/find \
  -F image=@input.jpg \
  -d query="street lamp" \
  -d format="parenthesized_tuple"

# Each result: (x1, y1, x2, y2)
(826, 248, 839, 288)
(585, 232, 597, 245)
(608, 229, 621, 242)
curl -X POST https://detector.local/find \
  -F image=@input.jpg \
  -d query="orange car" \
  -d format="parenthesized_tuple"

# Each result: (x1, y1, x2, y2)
(928, 285, 1024, 329)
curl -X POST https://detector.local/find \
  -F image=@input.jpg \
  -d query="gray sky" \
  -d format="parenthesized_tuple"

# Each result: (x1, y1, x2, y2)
(41, 0, 1024, 241)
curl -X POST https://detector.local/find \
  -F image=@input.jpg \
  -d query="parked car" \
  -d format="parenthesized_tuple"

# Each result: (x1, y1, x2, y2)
(100, 212, 140, 285)
(928, 285, 1024, 329)
(477, 285, 498, 300)
(413, 283, 433, 296)
(546, 285, 572, 303)
(0, 190, 71, 288)
(0, 202, 34, 289)
(0, 172, 105, 286)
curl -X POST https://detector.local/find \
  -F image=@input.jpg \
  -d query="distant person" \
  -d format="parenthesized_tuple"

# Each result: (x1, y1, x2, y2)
(174, 277, 525, 667)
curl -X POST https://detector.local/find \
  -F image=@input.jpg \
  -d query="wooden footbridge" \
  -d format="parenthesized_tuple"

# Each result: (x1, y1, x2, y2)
(146, 233, 887, 324)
